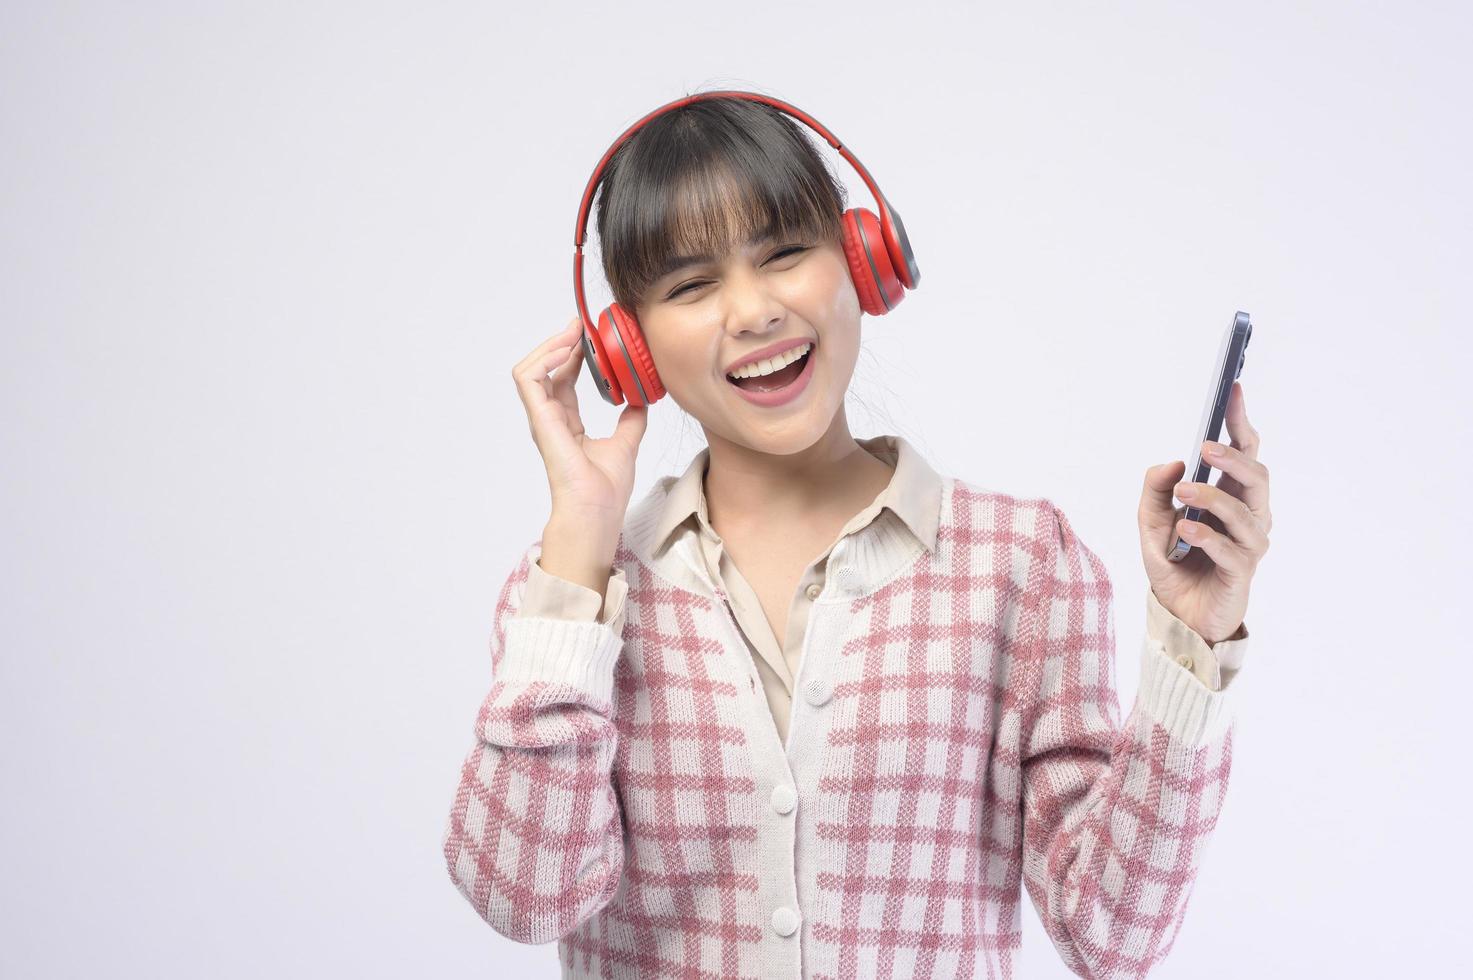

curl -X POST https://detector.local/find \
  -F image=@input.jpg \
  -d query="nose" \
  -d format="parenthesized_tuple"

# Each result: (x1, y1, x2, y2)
(723, 267, 787, 338)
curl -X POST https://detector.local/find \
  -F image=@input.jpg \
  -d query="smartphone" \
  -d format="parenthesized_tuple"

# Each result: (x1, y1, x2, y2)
(1167, 311, 1253, 562)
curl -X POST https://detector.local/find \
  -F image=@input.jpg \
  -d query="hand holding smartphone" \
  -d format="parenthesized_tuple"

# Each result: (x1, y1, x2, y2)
(1167, 311, 1253, 562)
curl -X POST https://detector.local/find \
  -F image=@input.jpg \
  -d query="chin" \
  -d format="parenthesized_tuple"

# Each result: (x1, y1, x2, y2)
(745, 428, 826, 456)
(732, 399, 843, 456)
(701, 352, 851, 454)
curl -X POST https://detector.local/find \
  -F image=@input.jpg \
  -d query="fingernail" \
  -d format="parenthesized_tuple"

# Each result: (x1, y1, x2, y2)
(1203, 442, 1221, 457)
(1175, 483, 1196, 498)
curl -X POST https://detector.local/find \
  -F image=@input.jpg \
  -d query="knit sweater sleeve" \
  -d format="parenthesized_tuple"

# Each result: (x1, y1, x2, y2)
(442, 539, 627, 945)
(1017, 502, 1234, 978)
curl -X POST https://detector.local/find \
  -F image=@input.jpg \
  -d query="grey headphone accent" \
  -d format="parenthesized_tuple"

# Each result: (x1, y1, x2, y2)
(607, 313, 652, 405)
(580, 331, 617, 405)
(853, 213, 894, 312)
(886, 202, 920, 287)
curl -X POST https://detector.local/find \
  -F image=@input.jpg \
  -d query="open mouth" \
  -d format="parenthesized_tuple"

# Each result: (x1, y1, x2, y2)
(726, 344, 813, 393)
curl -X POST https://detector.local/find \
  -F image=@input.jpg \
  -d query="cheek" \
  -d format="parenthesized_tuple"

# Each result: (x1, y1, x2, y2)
(815, 252, 861, 323)
(643, 324, 718, 399)
(827, 281, 861, 328)
(817, 269, 863, 360)
(822, 325, 862, 385)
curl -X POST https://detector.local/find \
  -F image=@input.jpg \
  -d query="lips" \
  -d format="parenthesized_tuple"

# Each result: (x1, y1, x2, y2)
(728, 345, 805, 388)
(723, 337, 814, 377)
(726, 342, 817, 408)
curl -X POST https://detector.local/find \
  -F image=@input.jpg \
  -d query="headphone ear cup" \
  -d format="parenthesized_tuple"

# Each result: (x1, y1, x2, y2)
(841, 207, 906, 315)
(599, 303, 666, 407)
(582, 310, 624, 405)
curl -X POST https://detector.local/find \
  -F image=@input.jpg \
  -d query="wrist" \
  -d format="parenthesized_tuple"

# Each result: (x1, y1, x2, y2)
(539, 517, 618, 600)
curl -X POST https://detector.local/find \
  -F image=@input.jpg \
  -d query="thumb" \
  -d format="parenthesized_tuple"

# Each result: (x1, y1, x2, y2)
(613, 401, 648, 452)
(1140, 459, 1188, 532)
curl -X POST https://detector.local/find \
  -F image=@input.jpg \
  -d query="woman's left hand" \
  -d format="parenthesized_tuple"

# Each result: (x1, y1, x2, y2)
(1138, 381, 1272, 644)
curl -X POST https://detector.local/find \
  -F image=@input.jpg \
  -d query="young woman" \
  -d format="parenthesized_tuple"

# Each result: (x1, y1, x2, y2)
(444, 92, 1271, 979)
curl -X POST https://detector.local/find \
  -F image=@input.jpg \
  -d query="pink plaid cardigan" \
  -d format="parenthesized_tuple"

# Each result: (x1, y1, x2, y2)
(443, 474, 1239, 979)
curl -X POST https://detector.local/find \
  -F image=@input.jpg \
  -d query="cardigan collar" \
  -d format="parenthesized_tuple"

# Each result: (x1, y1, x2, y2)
(620, 434, 946, 602)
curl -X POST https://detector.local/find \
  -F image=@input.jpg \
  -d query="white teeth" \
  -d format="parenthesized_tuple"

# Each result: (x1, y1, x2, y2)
(727, 342, 812, 380)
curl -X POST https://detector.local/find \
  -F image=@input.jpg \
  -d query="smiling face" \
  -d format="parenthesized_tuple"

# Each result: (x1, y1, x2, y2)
(593, 97, 862, 457)
(633, 218, 862, 455)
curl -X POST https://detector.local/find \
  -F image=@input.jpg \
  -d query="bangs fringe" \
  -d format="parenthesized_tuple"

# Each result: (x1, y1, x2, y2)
(595, 97, 847, 312)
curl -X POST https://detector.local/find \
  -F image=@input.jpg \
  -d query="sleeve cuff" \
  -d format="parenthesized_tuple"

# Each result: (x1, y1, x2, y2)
(1145, 587, 1251, 692)
(520, 555, 629, 628)
(495, 615, 626, 706)
(1138, 631, 1235, 745)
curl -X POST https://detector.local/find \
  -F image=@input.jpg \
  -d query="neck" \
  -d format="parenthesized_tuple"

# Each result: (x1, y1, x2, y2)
(700, 406, 893, 535)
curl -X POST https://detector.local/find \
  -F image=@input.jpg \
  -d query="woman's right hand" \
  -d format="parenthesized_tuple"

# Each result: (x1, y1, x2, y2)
(512, 315, 650, 542)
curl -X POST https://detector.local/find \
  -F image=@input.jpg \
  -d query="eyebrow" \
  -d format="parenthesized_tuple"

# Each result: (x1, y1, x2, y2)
(653, 224, 782, 282)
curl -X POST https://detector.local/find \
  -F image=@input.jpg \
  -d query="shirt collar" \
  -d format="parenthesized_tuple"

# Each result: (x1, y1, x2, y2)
(649, 433, 943, 558)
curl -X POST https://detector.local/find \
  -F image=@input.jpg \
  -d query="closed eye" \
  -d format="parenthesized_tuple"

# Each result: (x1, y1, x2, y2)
(666, 245, 810, 299)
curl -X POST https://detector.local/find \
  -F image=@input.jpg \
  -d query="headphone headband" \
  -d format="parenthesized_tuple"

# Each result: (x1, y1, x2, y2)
(572, 90, 915, 333)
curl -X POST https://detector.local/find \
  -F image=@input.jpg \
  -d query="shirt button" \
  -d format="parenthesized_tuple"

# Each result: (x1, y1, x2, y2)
(771, 905, 801, 937)
(803, 678, 832, 706)
(770, 784, 796, 814)
(805, 582, 822, 600)
(1175, 653, 1194, 670)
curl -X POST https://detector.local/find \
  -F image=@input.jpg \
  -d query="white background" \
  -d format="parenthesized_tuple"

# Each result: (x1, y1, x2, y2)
(3, 1, 1468, 976)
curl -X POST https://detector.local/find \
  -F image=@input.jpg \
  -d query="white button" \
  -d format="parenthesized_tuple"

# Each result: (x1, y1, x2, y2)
(1175, 653, 1194, 670)
(805, 582, 822, 600)
(803, 678, 832, 706)
(770, 784, 796, 814)
(771, 905, 801, 937)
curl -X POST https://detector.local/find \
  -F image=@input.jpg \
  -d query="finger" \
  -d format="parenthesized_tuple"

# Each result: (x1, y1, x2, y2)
(513, 343, 575, 415)
(612, 399, 649, 451)
(1221, 381, 1260, 461)
(1218, 382, 1271, 533)
(512, 316, 585, 380)
(1137, 462, 1184, 524)
(1139, 460, 1189, 543)
(549, 332, 584, 391)
(1198, 436, 1271, 532)
(512, 318, 584, 412)
(512, 322, 587, 455)
(548, 341, 586, 438)
(1174, 516, 1254, 575)
(1173, 479, 1268, 560)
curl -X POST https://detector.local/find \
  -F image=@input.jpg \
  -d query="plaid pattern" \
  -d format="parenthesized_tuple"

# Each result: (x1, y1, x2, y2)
(444, 478, 1236, 979)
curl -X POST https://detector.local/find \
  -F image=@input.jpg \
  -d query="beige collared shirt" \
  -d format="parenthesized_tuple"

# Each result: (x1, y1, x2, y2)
(517, 434, 1247, 745)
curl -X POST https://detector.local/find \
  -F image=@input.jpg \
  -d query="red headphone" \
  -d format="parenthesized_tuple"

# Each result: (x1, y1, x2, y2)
(572, 90, 921, 407)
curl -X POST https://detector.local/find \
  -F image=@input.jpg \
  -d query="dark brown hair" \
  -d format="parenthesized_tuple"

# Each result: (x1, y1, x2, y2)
(594, 94, 849, 315)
